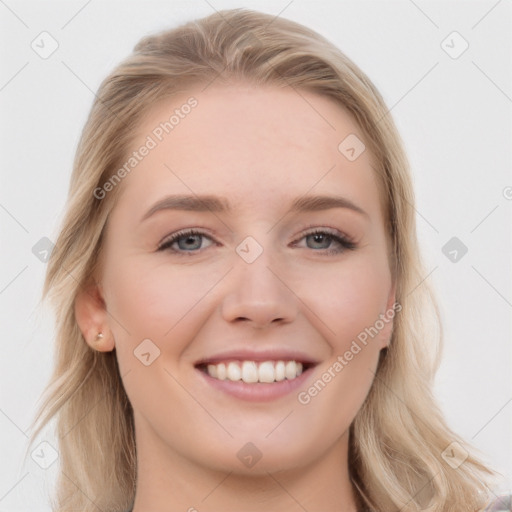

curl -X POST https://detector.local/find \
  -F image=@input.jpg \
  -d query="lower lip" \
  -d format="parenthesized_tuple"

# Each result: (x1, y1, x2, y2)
(195, 366, 315, 402)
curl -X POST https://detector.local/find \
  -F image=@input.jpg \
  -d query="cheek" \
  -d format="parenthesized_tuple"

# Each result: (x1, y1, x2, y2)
(305, 252, 392, 346)
(104, 261, 174, 334)
(294, 257, 390, 430)
(102, 255, 224, 352)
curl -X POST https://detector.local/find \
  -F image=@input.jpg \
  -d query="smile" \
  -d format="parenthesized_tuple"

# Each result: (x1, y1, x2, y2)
(194, 349, 319, 401)
(197, 360, 310, 383)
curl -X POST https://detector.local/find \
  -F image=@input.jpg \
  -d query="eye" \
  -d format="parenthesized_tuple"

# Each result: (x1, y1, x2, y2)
(157, 229, 215, 254)
(157, 227, 357, 256)
(294, 227, 357, 255)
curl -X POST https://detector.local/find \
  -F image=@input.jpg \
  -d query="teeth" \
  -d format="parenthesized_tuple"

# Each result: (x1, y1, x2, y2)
(275, 361, 286, 381)
(204, 360, 304, 383)
(285, 360, 298, 379)
(217, 363, 227, 380)
(242, 361, 258, 383)
(258, 361, 275, 383)
(207, 364, 217, 378)
(227, 362, 242, 381)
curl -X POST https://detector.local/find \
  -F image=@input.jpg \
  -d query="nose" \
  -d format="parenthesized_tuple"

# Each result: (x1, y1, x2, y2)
(220, 244, 298, 328)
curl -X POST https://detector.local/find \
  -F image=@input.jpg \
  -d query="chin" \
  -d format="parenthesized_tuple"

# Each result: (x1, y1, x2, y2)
(200, 443, 310, 476)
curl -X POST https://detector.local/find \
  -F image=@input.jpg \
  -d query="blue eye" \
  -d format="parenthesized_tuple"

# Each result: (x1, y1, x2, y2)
(297, 228, 357, 255)
(157, 227, 357, 256)
(157, 229, 213, 253)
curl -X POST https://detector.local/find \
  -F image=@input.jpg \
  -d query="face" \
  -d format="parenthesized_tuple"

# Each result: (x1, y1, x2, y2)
(76, 82, 396, 476)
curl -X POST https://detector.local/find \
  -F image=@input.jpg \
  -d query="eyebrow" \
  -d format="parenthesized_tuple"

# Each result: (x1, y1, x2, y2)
(140, 193, 369, 222)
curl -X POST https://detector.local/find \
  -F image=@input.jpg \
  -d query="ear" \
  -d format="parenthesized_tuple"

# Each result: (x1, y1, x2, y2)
(74, 279, 115, 352)
(379, 279, 398, 350)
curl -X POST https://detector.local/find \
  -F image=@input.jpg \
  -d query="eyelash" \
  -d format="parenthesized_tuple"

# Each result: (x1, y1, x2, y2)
(157, 226, 357, 256)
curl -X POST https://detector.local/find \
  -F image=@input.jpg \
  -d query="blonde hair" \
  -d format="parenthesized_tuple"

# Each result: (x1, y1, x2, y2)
(27, 8, 500, 512)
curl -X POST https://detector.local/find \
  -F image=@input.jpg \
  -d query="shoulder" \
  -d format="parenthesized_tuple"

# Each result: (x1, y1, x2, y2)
(483, 493, 511, 511)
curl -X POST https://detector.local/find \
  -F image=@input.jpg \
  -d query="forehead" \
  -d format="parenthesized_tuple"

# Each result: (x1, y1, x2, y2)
(110, 82, 384, 224)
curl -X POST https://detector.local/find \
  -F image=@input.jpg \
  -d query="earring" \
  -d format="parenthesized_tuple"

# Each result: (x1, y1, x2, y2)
(94, 332, 104, 342)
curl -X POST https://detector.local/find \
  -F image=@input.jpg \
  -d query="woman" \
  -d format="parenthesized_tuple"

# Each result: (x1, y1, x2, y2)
(27, 8, 505, 512)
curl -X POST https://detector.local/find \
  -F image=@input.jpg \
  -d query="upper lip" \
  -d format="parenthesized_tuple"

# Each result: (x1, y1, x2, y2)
(194, 348, 321, 366)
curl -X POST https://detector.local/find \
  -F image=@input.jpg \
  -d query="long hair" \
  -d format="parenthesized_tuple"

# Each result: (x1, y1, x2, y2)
(27, 8, 499, 511)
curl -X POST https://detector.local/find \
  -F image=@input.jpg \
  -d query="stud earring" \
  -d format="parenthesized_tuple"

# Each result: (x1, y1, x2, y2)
(95, 332, 104, 342)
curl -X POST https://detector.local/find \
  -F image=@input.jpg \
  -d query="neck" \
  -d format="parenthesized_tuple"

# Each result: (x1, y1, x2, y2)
(131, 426, 360, 512)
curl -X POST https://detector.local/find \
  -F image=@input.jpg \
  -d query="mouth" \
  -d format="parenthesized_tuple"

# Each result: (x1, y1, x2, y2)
(194, 355, 318, 402)
(195, 359, 316, 384)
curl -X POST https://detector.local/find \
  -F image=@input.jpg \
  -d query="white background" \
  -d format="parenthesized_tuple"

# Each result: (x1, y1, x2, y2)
(1, 1, 511, 510)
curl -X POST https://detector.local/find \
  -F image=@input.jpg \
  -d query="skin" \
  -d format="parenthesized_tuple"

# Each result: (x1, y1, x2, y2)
(75, 82, 396, 512)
